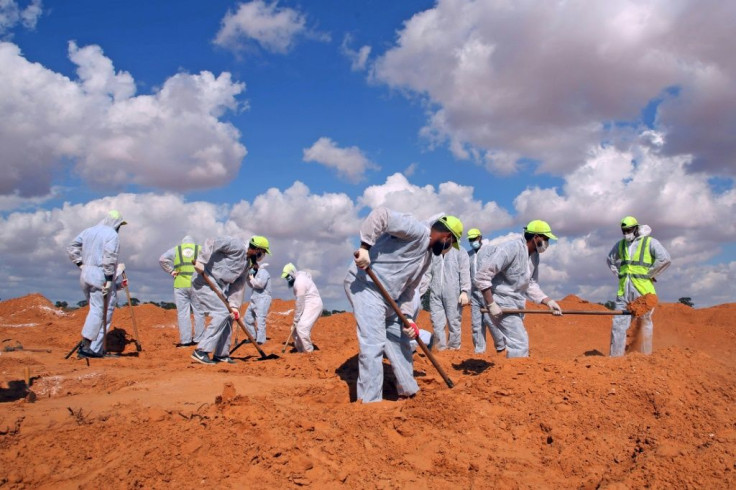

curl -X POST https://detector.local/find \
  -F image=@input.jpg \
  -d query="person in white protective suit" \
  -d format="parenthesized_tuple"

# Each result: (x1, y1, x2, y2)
(424, 238, 471, 351)
(344, 207, 463, 403)
(244, 258, 272, 345)
(159, 236, 205, 347)
(67, 210, 128, 358)
(474, 220, 563, 358)
(191, 235, 271, 365)
(466, 228, 506, 354)
(607, 216, 671, 356)
(281, 263, 323, 353)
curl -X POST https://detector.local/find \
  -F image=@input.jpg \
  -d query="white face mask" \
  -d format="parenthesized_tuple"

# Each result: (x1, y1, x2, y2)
(471, 240, 481, 250)
(535, 238, 549, 254)
(624, 232, 635, 242)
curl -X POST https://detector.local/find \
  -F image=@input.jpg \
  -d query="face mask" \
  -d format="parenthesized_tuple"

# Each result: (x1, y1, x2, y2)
(432, 238, 452, 256)
(624, 232, 635, 242)
(535, 237, 549, 254)
(471, 241, 481, 251)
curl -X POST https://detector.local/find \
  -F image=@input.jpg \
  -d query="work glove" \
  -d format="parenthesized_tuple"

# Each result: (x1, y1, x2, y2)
(101, 280, 113, 296)
(547, 300, 563, 316)
(76, 262, 83, 269)
(354, 249, 371, 269)
(486, 301, 503, 320)
(120, 278, 128, 289)
(230, 307, 240, 322)
(402, 317, 420, 339)
(458, 292, 469, 306)
(194, 260, 205, 274)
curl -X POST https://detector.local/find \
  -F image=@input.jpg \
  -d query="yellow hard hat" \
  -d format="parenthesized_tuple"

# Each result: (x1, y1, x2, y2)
(525, 220, 557, 240)
(249, 235, 271, 254)
(438, 215, 463, 249)
(281, 262, 296, 278)
(108, 210, 127, 225)
(621, 216, 639, 228)
(467, 228, 482, 240)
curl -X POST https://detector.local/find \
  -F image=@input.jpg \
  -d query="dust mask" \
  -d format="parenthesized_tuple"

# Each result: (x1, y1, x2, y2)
(471, 241, 481, 251)
(624, 232, 635, 243)
(535, 238, 549, 254)
(432, 239, 452, 256)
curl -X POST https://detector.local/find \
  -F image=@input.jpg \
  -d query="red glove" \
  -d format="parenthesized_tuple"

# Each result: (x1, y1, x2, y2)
(230, 308, 240, 321)
(402, 317, 419, 339)
(120, 279, 128, 288)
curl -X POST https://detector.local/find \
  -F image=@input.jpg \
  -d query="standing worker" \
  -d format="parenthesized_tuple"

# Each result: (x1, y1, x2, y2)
(159, 236, 205, 347)
(466, 228, 505, 354)
(190, 235, 271, 365)
(475, 220, 563, 358)
(606, 216, 671, 356)
(425, 229, 470, 351)
(344, 207, 463, 403)
(66, 210, 127, 358)
(281, 263, 323, 353)
(244, 255, 272, 345)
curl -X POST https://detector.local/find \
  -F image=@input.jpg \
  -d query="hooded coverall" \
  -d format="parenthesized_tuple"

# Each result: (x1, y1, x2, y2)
(290, 270, 323, 352)
(244, 266, 272, 344)
(474, 237, 549, 358)
(469, 240, 506, 353)
(425, 246, 470, 350)
(344, 207, 432, 403)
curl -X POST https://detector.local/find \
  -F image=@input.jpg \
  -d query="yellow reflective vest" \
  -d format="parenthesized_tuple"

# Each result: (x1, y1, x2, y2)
(173, 243, 200, 289)
(617, 237, 656, 296)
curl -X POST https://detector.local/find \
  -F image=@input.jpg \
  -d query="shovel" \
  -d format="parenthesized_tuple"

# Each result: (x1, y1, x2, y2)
(483, 308, 632, 316)
(363, 264, 454, 389)
(121, 271, 143, 351)
(197, 267, 274, 360)
(282, 324, 296, 353)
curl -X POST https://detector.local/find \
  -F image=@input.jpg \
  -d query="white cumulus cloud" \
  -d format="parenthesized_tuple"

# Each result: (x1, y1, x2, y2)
(373, 0, 736, 176)
(303, 137, 380, 183)
(0, 41, 247, 198)
(0, 0, 42, 36)
(214, 0, 328, 55)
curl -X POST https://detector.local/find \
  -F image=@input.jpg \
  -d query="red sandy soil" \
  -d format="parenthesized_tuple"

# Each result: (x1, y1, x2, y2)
(1, 293, 735, 488)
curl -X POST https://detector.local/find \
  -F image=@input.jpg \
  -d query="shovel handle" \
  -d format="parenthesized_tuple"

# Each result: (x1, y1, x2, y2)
(364, 266, 454, 389)
(481, 308, 631, 316)
(121, 271, 143, 351)
(282, 325, 295, 353)
(197, 266, 268, 359)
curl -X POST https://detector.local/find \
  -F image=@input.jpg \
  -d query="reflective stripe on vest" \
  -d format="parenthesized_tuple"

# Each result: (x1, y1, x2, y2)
(173, 243, 199, 288)
(617, 237, 655, 296)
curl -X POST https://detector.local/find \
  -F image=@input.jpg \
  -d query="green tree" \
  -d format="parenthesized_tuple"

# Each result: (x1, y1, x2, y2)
(76, 300, 88, 308)
(603, 300, 616, 311)
(130, 297, 140, 306)
(55, 301, 68, 309)
(678, 297, 694, 308)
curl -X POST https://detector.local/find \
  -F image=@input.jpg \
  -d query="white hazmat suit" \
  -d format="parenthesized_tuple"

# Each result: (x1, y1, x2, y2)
(159, 236, 206, 344)
(192, 237, 250, 358)
(469, 240, 506, 353)
(67, 213, 125, 354)
(290, 270, 323, 353)
(344, 207, 432, 403)
(474, 237, 550, 358)
(425, 247, 470, 350)
(606, 225, 671, 356)
(244, 266, 272, 344)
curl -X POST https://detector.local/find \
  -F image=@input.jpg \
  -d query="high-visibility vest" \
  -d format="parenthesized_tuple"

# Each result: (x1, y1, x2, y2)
(617, 237, 655, 296)
(173, 243, 200, 289)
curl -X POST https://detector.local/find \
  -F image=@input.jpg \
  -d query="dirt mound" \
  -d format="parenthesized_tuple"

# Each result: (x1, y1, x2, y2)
(0, 294, 734, 488)
(629, 293, 659, 316)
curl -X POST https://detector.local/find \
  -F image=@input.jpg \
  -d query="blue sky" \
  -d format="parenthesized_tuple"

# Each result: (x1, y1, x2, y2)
(1, 0, 734, 308)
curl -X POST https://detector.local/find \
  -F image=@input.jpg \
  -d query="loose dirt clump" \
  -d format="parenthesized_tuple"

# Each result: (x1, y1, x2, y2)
(0, 294, 734, 488)
(628, 293, 659, 317)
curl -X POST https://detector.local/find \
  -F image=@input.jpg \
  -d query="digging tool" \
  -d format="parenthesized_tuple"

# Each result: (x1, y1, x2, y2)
(282, 324, 296, 354)
(481, 308, 633, 316)
(197, 267, 271, 360)
(101, 287, 111, 355)
(3, 342, 51, 353)
(363, 264, 454, 389)
(120, 271, 143, 351)
(65, 340, 83, 359)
